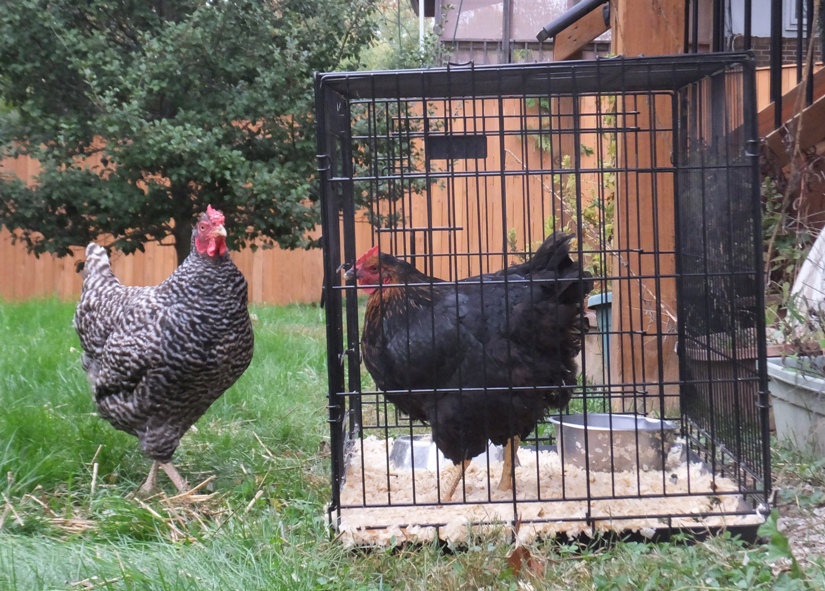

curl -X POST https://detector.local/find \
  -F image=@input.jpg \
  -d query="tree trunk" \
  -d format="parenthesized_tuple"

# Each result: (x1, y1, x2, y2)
(171, 213, 192, 268)
(169, 183, 193, 267)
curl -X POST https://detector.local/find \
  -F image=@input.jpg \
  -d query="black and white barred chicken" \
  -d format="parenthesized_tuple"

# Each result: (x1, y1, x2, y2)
(74, 205, 254, 494)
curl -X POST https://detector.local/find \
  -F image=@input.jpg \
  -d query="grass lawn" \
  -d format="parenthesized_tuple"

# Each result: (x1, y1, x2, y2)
(0, 299, 822, 590)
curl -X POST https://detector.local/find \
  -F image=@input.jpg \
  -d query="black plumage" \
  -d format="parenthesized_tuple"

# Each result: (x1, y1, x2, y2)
(73, 206, 254, 493)
(348, 233, 592, 498)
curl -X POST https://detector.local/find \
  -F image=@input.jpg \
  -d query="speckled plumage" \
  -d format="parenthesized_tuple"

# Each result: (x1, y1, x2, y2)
(73, 214, 254, 467)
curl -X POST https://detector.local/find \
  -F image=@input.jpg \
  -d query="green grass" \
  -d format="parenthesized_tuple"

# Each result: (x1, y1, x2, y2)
(0, 299, 822, 590)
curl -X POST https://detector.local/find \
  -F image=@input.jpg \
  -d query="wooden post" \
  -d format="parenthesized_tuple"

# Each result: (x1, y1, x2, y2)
(609, 0, 685, 415)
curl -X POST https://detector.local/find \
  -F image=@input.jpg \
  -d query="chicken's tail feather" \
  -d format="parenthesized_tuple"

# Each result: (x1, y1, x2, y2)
(82, 243, 111, 279)
(529, 232, 574, 274)
(530, 233, 594, 303)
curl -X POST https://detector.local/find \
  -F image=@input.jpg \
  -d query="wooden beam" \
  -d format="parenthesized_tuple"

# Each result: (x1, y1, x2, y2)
(610, 0, 684, 414)
(553, 5, 609, 61)
(757, 67, 825, 137)
(612, 0, 684, 55)
(765, 92, 825, 168)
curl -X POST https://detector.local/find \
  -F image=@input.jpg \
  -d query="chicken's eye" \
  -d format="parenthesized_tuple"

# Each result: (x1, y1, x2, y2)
(198, 223, 208, 232)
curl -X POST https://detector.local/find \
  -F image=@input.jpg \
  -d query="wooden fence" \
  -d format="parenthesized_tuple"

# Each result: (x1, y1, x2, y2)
(0, 154, 372, 305)
(0, 66, 792, 304)
(0, 223, 335, 305)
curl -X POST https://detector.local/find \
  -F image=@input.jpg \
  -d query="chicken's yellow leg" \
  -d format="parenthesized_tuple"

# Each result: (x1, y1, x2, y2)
(442, 459, 471, 502)
(137, 461, 189, 495)
(159, 462, 189, 493)
(498, 435, 521, 492)
(137, 461, 160, 496)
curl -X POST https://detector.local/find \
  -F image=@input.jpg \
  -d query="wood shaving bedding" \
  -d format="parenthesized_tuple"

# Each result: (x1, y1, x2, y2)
(331, 436, 765, 547)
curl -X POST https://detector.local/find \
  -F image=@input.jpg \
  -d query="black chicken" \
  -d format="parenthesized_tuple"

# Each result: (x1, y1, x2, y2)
(74, 206, 254, 494)
(347, 233, 592, 500)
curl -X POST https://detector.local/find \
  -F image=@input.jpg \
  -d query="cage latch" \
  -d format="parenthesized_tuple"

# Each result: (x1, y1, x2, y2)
(339, 348, 354, 366)
(754, 389, 771, 410)
(326, 403, 345, 424)
(316, 153, 331, 172)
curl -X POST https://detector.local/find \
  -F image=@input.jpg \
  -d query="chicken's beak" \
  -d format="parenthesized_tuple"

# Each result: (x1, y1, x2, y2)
(215, 225, 227, 238)
(344, 266, 357, 281)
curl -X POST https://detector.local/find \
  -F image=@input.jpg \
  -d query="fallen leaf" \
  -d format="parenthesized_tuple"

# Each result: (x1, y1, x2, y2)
(507, 545, 545, 578)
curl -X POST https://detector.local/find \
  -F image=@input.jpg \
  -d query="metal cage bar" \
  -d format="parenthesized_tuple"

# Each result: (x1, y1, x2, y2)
(316, 53, 769, 544)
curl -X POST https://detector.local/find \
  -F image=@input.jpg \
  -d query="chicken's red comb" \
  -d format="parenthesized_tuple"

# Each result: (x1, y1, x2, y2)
(355, 245, 379, 267)
(206, 204, 225, 226)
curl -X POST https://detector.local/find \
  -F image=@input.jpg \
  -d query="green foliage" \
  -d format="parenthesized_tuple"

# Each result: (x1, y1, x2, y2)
(759, 511, 804, 580)
(361, 0, 442, 70)
(779, 293, 825, 360)
(349, 102, 433, 230)
(773, 436, 825, 491)
(348, 104, 444, 232)
(0, 0, 378, 264)
(507, 228, 523, 262)
(762, 176, 825, 366)
(514, 97, 616, 282)
(763, 177, 815, 304)
(346, 1, 452, 231)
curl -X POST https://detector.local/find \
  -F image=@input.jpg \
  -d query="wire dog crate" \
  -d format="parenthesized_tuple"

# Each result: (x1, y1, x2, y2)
(316, 53, 770, 546)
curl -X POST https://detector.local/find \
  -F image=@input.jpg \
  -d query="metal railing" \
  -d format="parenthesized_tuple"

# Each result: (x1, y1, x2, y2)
(687, 0, 821, 129)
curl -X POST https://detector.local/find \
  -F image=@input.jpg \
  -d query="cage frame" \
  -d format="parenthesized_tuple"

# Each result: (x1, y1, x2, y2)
(315, 52, 771, 544)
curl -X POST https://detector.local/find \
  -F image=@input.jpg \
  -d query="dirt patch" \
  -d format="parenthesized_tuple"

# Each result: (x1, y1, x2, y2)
(775, 479, 825, 567)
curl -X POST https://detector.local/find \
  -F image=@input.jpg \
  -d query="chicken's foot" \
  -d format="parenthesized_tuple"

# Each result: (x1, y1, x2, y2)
(159, 462, 189, 493)
(137, 461, 160, 496)
(498, 435, 521, 492)
(137, 461, 189, 496)
(442, 459, 471, 502)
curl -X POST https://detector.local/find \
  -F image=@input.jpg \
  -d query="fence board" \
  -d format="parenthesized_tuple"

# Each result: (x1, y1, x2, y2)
(0, 223, 328, 305)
